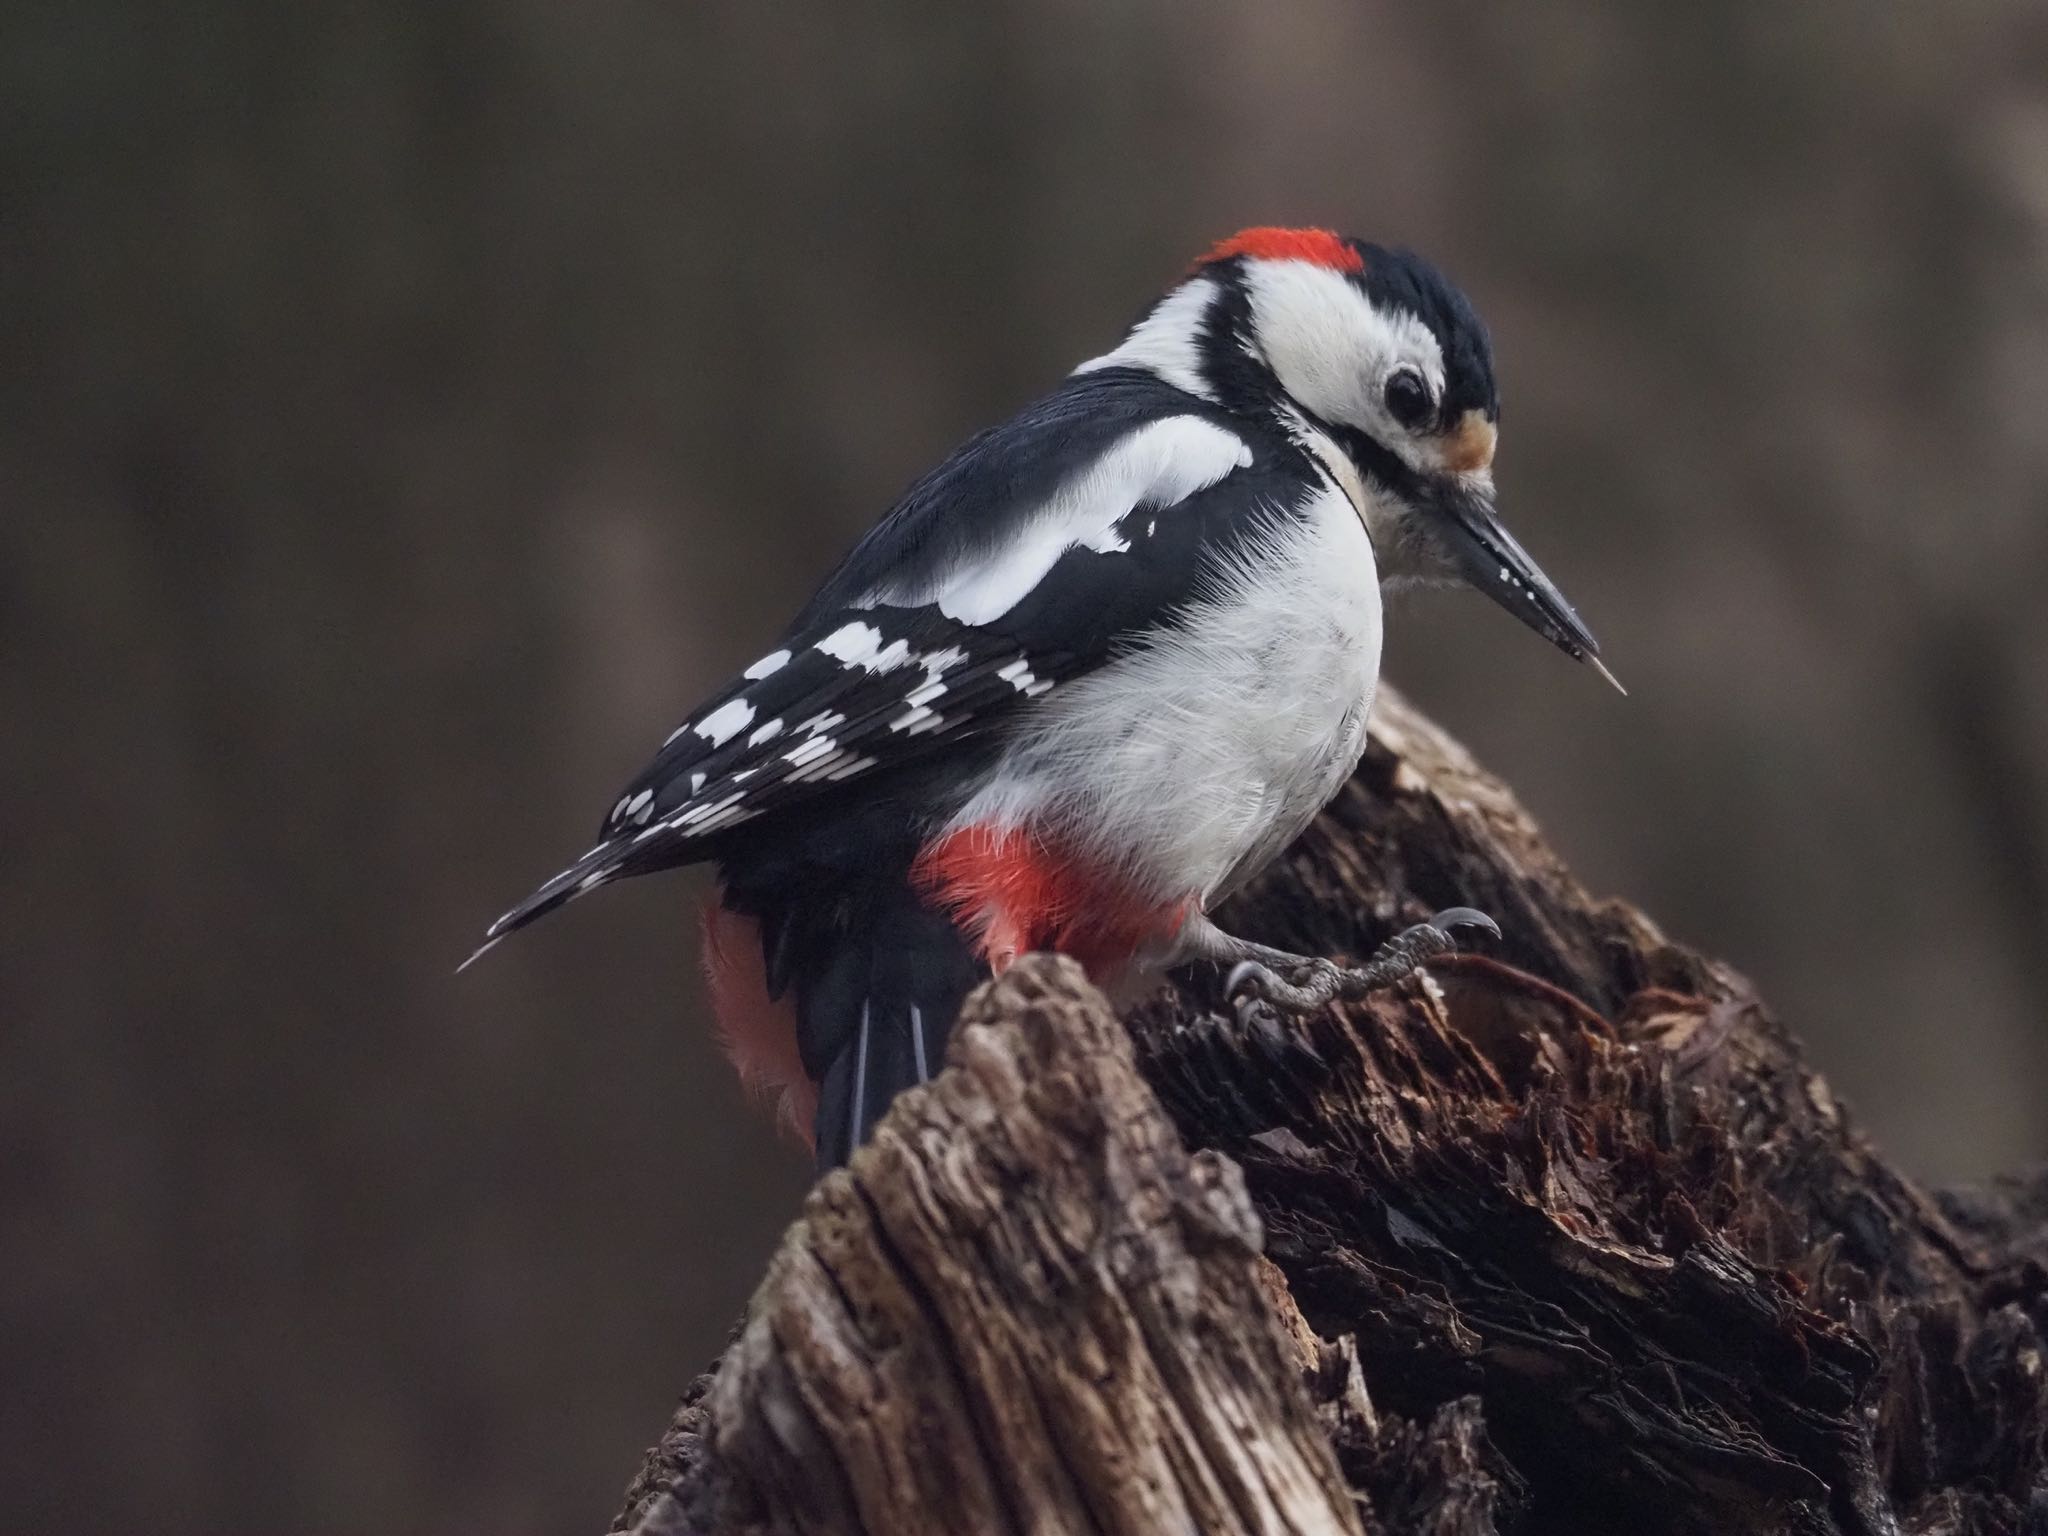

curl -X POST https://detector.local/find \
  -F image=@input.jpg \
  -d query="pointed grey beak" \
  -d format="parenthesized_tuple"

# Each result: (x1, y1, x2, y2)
(1436, 485, 1625, 694)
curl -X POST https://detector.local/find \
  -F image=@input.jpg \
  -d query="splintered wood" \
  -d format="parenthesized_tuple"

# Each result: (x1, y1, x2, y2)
(612, 688, 2047, 1536)
(711, 956, 1364, 1536)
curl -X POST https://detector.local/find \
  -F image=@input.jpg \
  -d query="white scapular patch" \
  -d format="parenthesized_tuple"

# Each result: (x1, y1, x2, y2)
(945, 482, 1382, 909)
(872, 416, 1252, 626)
(747, 717, 784, 748)
(1073, 276, 1221, 401)
(694, 696, 756, 747)
(744, 648, 791, 680)
(1242, 260, 1444, 472)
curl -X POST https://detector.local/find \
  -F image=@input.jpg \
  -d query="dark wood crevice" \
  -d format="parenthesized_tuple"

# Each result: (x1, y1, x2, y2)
(610, 688, 2048, 1536)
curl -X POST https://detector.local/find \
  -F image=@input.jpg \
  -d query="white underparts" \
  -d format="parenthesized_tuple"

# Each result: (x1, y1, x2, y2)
(943, 481, 1383, 911)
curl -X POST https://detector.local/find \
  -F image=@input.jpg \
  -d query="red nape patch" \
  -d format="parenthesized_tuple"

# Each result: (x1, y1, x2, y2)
(1201, 226, 1363, 274)
(700, 896, 815, 1148)
(913, 825, 1190, 984)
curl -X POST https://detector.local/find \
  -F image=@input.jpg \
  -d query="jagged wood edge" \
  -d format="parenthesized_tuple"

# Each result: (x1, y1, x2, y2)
(616, 956, 1371, 1536)
(610, 685, 2048, 1536)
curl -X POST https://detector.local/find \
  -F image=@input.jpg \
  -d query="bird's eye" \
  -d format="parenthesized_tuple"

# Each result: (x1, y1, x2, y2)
(1383, 368, 1434, 430)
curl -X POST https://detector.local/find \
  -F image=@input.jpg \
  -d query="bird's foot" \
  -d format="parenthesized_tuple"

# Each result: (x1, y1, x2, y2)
(1222, 907, 1499, 1021)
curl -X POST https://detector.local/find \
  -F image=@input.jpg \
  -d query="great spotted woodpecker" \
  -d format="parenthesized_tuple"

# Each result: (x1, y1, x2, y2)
(470, 227, 1616, 1166)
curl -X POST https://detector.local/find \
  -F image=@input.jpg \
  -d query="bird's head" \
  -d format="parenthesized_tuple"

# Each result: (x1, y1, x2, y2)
(1092, 226, 1618, 690)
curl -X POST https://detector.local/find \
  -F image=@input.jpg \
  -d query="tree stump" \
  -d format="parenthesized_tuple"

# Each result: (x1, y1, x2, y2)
(609, 688, 2048, 1536)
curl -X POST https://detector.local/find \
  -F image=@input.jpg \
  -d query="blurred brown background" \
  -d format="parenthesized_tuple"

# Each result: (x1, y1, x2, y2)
(6, 2, 2047, 1531)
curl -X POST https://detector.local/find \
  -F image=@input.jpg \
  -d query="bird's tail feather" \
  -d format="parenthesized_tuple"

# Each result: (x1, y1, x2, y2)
(802, 889, 984, 1169)
(459, 834, 671, 972)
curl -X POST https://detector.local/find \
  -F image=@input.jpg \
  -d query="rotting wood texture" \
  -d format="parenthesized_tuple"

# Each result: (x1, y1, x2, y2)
(612, 687, 2048, 1536)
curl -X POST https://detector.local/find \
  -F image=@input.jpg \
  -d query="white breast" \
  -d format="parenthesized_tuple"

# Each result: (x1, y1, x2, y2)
(947, 482, 1382, 906)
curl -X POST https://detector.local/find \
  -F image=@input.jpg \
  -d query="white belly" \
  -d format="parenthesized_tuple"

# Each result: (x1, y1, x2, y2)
(948, 483, 1382, 906)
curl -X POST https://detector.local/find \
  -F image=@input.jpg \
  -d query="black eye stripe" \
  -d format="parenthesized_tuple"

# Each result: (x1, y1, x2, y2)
(1331, 423, 1421, 500)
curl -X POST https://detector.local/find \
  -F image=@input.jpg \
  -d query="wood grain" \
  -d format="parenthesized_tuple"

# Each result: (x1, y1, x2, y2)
(612, 688, 2047, 1536)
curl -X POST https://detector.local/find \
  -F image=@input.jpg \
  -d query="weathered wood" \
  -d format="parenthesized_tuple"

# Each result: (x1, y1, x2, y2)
(618, 956, 1369, 1535)
(612, 688, 2048, 1536)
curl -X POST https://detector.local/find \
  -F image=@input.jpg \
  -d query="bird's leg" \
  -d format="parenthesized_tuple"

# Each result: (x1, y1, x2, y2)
(1173, 907, 1501, 1019)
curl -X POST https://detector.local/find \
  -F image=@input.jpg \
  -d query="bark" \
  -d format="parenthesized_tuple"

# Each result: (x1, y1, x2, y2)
(609, 688, 2048, 1536)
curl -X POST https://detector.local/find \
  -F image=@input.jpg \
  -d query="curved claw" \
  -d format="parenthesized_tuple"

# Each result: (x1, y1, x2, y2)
(1225, 959, 1271, 1000)
(1430, 906, 1501, 943)
(1220, 910, 1501, 1021)
(1226, 957, 1344, 1015)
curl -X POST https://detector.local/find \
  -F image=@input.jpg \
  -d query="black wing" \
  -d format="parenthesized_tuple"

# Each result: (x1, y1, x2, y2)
(469, 370, 1316, 958)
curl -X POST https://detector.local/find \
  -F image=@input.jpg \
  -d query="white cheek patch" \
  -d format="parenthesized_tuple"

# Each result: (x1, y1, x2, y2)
(1243, 260, 1443, 454)
(872, 415, 1252, 626)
